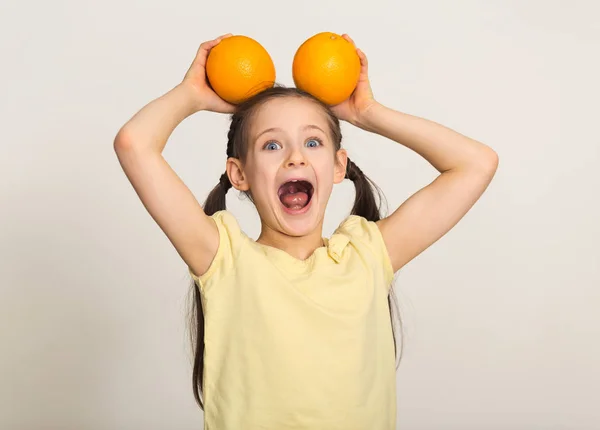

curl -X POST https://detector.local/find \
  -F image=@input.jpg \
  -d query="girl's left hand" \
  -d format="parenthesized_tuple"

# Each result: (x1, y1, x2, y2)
(331, 34, 378, 126)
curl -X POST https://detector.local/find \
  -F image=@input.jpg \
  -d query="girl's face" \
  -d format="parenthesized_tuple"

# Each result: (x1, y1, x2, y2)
(229, 97, 347, 237)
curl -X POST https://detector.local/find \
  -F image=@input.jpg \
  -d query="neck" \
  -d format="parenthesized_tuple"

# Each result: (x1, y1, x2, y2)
(257, 221, 325, 261)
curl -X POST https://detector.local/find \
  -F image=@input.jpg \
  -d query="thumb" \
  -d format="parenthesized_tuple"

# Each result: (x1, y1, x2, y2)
(211, 97, 236, 114)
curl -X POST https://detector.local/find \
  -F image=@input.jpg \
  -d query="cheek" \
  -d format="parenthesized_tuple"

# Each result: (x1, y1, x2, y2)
(314, 151, 336, 176)
(312, 158, 338, 193)
(247, 161, 278, 198)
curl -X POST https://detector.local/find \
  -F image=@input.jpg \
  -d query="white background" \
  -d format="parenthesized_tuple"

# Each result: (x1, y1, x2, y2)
(1, 0, 598, 429)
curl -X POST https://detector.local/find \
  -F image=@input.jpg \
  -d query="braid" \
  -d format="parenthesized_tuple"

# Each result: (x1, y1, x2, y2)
(218, 172, 232, 191)
(345, 158, 384, 222)
(345, 157, 400, 366)
(226, 113, 243, 158)
(202, 116, 240, 216)
(345, 158, 363, 182)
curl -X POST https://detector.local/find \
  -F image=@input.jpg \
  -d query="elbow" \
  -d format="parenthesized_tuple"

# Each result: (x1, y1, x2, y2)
(483, 148, 499, 172)
(454, 148, 499, 177)
(113, 126, 162, 157)
(113, 126, 135, 154)
(459, 148, 498, 178)
(473, 143, 499, 172)
(475, 148, 499, 181)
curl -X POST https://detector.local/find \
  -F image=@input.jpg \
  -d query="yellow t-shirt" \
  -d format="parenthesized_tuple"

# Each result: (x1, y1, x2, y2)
(189, 210, 396, 430)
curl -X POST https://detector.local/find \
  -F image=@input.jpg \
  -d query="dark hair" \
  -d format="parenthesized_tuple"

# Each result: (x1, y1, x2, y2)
(189, 85, 403, 409)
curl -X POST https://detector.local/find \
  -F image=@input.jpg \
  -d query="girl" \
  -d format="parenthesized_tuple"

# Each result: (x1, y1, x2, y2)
(114, 34, 498, 430)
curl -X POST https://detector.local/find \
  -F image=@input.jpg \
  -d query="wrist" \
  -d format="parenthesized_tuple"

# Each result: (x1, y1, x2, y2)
(353, 101, 385, 133)
(176, 81, 206, 114)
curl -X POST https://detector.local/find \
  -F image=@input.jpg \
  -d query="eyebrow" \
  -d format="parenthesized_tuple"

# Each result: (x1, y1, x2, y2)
(255, 124, 326, 141)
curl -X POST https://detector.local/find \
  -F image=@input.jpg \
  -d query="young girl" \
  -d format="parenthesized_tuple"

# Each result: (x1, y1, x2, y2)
(114, 34, 498, 429)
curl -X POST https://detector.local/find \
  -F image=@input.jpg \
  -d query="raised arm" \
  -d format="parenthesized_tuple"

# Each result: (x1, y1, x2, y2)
(360, 104, 498, 272)
(114, 34, 235, 277)
(332, 35, 498, 272)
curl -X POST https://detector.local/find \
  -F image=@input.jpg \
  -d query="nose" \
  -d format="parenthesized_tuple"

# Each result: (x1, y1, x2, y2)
(285, 147, 307, 168)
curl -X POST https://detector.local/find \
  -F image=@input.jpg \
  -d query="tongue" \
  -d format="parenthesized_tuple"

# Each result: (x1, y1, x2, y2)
(280, 183, 309, 210)
(281, 192, 309, 209)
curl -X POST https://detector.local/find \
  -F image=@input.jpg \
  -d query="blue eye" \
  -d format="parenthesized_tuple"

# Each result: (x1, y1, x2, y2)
(306, 138, 321, 148)
(264, 141, 281, 150)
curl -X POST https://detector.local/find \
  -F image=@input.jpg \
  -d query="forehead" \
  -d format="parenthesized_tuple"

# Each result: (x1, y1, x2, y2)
(250, 97, 330, 137)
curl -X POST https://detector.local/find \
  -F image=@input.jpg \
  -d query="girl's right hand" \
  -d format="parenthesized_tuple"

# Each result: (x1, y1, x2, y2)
(182, 34, 236, 114)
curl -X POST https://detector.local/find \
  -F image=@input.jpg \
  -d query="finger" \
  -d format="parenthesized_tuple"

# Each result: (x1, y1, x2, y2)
(341, 33, 356, 46)
(216, 33, 233, 41)
(196, 40, 216, 56)
(356, 48, 367, 64)
(205, 38, 223, 49)
(354, 49, 369, 83)
(199, 34, 230, 52)
(195, 37, 226, 62)
(216, 99, 237, 114)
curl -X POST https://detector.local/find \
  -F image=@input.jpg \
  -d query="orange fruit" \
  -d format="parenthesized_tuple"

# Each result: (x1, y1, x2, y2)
(292, 32, 360, 105)
(206, 35, 276, 104)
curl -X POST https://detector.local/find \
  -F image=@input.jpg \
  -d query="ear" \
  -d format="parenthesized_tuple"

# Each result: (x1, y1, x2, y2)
(333, 148, 348, 184)
(226, 157, 249, 191)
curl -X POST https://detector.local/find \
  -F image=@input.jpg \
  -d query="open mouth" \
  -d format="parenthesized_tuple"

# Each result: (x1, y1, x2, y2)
(278, 179, 314, 212)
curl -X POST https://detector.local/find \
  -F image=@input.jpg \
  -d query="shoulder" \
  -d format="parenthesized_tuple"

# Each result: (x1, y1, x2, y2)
(333, 215, 395, 284)
(189, 210, 247, 288)
(205, 210, 246, 257)
(336, 215, 384, 244)
(210, 210, 242, 236)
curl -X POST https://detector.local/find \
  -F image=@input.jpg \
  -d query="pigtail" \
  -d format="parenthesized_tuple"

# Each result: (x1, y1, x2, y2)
(346, 157, 403, 367)
(203, 173, 232, 216)
(192, 119, 239, 409)
(345, 158, 385, 222)
(192, 173, 232, 410)
(202, 115, 239, 217)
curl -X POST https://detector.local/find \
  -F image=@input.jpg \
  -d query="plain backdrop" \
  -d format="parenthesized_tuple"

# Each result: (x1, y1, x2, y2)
(1, 0, 599, 429)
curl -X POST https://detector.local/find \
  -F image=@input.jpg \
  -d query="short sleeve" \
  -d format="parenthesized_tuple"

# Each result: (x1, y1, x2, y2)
(188, 210, 243, 291)
(334, 215, 395, 287)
